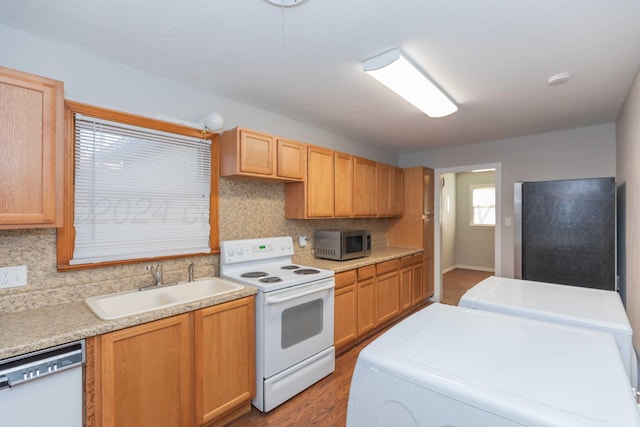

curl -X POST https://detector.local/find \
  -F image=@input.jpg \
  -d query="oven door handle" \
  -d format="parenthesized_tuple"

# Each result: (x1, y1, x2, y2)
(266, 284, 334, 305)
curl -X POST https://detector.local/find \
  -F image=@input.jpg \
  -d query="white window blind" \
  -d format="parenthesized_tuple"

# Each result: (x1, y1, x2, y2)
(71, 113, 211, 265)
(471, 185, 496, 226)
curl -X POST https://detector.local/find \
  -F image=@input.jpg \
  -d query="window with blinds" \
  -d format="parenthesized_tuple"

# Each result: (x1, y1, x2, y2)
(70, 113, 211, 265)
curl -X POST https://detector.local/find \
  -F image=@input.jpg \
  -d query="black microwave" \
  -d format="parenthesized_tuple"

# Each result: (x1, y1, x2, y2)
(313, 230, 371, 261)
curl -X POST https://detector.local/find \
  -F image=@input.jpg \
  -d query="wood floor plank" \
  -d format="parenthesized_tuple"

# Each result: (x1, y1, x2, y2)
(441, 268, 492, 306)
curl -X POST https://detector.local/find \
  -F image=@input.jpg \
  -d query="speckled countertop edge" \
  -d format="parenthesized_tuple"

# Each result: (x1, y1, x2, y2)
(293, 246, 424, 272)
(0, 286, 258, 360)
(0, 246, 421, 361)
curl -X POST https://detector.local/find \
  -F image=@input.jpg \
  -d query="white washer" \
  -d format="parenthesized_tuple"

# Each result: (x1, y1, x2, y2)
(347, 303, 640, 427)
(458, 276, 635, 385)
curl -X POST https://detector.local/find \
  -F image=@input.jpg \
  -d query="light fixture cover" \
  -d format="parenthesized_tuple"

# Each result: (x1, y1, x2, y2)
(203, 112, 224, 132)
(363, 49, 457, 118)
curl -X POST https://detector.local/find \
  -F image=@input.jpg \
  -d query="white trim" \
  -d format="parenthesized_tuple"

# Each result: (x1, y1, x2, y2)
(452, 264, 495, 273)
(432, 162, 502, 303)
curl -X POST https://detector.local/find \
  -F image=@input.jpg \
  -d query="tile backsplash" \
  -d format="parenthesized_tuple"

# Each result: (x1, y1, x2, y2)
(0, 177, 390, 313)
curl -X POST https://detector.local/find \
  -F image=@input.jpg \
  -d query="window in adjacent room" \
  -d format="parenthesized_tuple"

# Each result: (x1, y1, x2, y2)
(470, 185, 495, 227)
(57, 102, 219, 269)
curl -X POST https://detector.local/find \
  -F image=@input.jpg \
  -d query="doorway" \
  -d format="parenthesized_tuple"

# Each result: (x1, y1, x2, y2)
(433, 163, 502, 304)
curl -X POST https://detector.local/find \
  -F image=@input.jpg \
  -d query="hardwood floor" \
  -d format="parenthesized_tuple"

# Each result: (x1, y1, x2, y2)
(226, 313, 422, 427)
(441, 268, 493, 306)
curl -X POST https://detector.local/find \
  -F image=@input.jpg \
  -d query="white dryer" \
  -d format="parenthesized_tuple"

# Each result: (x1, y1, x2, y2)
(458, 276, 635, 385)
(347, 303, 639, 427)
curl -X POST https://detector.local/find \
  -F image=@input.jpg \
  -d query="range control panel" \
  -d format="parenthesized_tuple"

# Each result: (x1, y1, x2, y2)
(220, 236, 294, 264)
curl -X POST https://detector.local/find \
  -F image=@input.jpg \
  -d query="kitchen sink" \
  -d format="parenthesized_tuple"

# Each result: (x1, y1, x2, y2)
(85, 277, 244, 320)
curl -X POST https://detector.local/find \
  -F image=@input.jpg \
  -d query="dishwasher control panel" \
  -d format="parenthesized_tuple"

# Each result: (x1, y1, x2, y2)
(0, 340, 84, 389)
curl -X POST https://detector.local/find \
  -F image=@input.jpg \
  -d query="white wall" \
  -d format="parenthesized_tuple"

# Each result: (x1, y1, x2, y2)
(400, 123, 616, 277)
(616, 67, 640, 351)
(0, 24, 397, 165)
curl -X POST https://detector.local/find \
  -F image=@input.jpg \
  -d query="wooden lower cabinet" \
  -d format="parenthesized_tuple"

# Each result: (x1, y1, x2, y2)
(334, 270, 358, 353)
(194, 298, 256, 427)
(376, 259, 401, 325)
(334, 254, 424, 354)
(86, 296, 255, 427)
(356, 265, 377, 337)
(400, 256, 413, 311)
(412, 254, 426, 306)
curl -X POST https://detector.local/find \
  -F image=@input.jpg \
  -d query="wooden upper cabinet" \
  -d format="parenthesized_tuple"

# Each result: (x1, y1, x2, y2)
(220, 127, 305, 181)
(306, 146, 334, 217)
(353, 156, 378, 217)
(334, 151, 353, 217)
(390, 167, 404, 216)
(285, 145, 334, 218)
(377, 163, 404, 217)
(377, 163, 392, 216)
(0, 66, 64, 229)
(277, 138, 306, 180)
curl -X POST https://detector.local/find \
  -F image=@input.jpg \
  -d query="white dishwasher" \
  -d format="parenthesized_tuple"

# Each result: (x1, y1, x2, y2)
(0, 340, 85, 427)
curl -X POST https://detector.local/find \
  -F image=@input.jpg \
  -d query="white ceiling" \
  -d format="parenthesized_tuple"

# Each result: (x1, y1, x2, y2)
(2, 0, 640, 153)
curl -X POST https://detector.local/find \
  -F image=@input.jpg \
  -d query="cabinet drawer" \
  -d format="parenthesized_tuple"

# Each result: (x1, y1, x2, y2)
(400, 256, 413, 268)
(357, 265, 375, 280)
(335, 270, 357, 290)
(376, 259, 400, 275)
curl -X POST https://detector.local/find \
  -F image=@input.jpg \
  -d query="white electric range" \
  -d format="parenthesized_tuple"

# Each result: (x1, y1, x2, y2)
(220, 236, 335, 412)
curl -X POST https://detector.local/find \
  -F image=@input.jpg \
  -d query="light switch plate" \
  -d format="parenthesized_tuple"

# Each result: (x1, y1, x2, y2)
(0, 265, 27, 289)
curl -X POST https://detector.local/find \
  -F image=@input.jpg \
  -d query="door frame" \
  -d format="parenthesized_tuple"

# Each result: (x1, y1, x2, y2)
(432, 162, 502, 302)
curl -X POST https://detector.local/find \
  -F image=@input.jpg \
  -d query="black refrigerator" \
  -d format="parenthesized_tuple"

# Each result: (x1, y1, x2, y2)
(514, 177, 616, 290)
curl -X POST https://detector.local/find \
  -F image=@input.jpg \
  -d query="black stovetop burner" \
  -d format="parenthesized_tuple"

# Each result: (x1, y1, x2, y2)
(260, 276, 283, 283)
(294, 268, 320, 275)
(241, 271, 268, 278)
(281, 265, 300, 270)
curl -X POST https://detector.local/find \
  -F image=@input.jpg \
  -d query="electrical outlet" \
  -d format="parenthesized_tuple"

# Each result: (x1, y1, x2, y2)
(0, 265, 28, 289)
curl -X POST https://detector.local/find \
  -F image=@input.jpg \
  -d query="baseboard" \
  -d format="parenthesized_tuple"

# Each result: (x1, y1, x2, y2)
(441, 265, 457, 274)
(450, 264, 495, 273)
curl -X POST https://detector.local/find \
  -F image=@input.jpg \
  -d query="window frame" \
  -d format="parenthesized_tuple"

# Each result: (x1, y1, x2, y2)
(469, 184, 496, 228)
(57, 101, 220, 271)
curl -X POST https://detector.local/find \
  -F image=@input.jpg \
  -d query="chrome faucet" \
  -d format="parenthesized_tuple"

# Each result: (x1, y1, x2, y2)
(188, 263, 195, 282)
(147, 264, 163, 286)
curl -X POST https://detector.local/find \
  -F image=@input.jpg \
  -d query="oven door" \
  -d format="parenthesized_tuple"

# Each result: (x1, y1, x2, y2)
(263, 277, 334, 378)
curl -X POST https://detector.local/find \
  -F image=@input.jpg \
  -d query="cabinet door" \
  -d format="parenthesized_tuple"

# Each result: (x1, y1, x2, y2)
(0, 66, 63, 229)
(334, 270, 358, 353)
(353, 157, 378, 217)
(424, 254, 434, 299)
(240, 129, 274, 175)
(376, 163, 392, 216)
(423, 168, 435, 257)
(357, 265, 377, 336)
(390, 167, 404, 216)
(334, 151, 353, 217)
(195, 296, 255, 426)
(400, 256, 413, 311)
(376, 259, 401, 325)
(412, 254, 426, 306)
(97, 314, 194, 427)
(277, 138, 306, 180)
(307, 146, 335, 217)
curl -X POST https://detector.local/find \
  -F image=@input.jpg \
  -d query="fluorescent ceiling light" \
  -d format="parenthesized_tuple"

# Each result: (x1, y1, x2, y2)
(363, 49, 457, 118)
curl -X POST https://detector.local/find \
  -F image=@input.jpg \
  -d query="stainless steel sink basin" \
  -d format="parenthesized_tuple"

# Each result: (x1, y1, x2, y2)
(85, 277, 244, 320)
